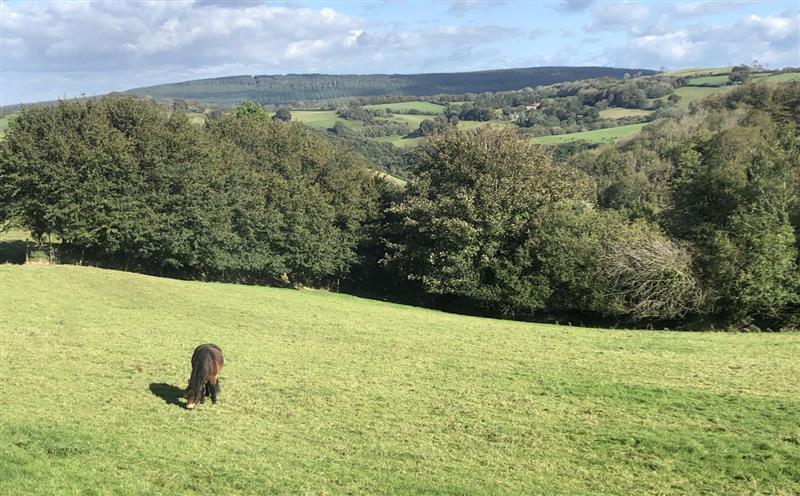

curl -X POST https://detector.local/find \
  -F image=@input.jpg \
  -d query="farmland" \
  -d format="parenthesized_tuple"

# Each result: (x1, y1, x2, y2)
(531, 122, 648, 144)
(598, 108, 652, 119)
(290, 110, 364, 130)
(364, 101, 445, 113)
(2, 263, 799, 495)
(0, 113, 16, 137)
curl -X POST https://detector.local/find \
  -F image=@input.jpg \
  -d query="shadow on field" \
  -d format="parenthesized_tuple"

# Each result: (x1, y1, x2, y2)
(0, 240, 28, 264)
(149, 383, 185, 408)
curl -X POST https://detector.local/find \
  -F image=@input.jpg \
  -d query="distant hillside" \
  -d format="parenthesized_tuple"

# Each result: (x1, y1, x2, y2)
(125, 66, 656, 105)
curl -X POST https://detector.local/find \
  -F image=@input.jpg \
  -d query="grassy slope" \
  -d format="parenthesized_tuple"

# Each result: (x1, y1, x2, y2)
(364, 101, 445, 113)
(291, 111, 364, 130)
(0, 113, 16, 138)
(673, 85, 735, 109)
(598, 108, 653, 119)
(1, 264, 798, 495)
(531, 123, 648, 145)
(764, 72, 800, 83)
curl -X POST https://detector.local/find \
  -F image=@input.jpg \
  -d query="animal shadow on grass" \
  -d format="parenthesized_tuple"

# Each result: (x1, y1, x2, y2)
(149, 383, 185, 408)
(0, 240, 28, 264)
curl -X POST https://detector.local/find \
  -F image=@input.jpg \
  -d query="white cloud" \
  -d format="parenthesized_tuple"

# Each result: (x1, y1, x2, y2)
(1, 0, 521, 103)
(586, 1, 650, 32)
(605, 11, 800, 69)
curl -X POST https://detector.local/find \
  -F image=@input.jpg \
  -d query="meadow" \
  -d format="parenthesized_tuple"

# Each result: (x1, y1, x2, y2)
(598, 108, 652, 119)
(672, 85, 735, 110)
(0, 113, 17, 138)
(1, 262, 798, 495)
(531, 122, 647, 145)
(364, 101, 445, 113)
(288, 110, 355, 129)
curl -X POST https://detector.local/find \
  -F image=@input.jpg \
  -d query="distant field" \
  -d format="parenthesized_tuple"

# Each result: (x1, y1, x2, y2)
(185, 112, 207, 124)
(668, 67, 732, 77)
(291, 110, 364, 130)
(374, 135, 421, 148)
(686, 74, 731, 87)
(0, 113, 17, 138)
(686, 72, 779, 87)
(599, 108, 652, 119)
(763, 72, 800, 83)
(388, 113, 429, 128)
(673, 85, 734, 109)
(2, 263, 799, 495)
(457, 120, 515, 130)
(364, 101, 444, 114)
(531, 122, 648, 144)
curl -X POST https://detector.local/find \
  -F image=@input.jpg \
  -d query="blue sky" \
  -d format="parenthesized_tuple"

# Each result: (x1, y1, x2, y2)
(2, 1, 799, 104)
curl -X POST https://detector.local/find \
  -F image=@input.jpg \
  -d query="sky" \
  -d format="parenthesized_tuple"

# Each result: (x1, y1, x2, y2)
(2, 0, 799, 104)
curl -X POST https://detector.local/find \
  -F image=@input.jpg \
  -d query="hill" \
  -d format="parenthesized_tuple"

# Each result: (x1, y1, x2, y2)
(1, 263, 799, 495)
(124, 66, 656, 105)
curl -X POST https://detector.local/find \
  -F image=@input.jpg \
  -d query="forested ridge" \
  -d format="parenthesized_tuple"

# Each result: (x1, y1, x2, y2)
(1, 80, 798, 330)
(124, 66, 656, 105)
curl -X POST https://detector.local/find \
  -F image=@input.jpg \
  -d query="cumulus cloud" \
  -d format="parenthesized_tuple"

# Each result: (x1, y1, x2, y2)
(1, 0, 520, 103)
(560, 0, 594, 13)
(671, 1, 751, 18)
(586, 2, 650, 32)
(605, 11, 800, 69)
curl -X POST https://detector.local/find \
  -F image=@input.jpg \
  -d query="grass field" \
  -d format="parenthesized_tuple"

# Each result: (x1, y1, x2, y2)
(672, 85, 734, 109)
(185, 111, 207, 125)
(388, 113, 430, 128)
(686, 75, 731, 87)
(374, 134, 421, 148)
(2, 263, 799, 495)
(531, 122, 648, 145)
(364, 101, 445, 114)
(763, 72, 800, 83)
(0, 113, 17, 138)
(290, 110, 363, 130)
(667, 67, 732, 77)
(598, 108, 653, 119)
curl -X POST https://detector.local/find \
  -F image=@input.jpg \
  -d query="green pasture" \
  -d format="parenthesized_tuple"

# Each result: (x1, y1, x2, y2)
(374, 134, 421, 148)
(364, 101, 445, 114)
(531, 122, 648, 145)
(1, 263, 798, 495)
(457, 120, 515, 130)
(388, 113, 430, 128)
(598, 108, 653, 119)
(672, 85, 734, 109)
(185, 112, 207, 125)
(0, 113, 17, 138)
(291, 110, 364, 130)
(686, 75, 731, 87)
(763, 72, 800, 83)
(667, 67, 732, 77)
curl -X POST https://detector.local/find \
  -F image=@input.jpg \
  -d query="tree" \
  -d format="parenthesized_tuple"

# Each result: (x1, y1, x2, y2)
(385, 128, 594, 315)
(728, 65, 752, 85)
(272, 108, 292, 122)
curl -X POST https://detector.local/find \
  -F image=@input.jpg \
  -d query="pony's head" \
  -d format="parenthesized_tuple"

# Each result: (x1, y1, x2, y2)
(185, 385, 203, 410)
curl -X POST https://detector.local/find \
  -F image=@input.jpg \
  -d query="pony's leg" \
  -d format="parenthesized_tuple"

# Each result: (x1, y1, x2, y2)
(200, 383, 207, 404)
(210, 381, 219, 404)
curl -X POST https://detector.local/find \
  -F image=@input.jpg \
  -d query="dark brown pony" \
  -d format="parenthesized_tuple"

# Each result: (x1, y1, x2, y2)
(184, 344, 224, 410)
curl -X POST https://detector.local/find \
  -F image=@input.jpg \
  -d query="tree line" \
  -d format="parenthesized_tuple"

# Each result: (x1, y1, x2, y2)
(2, 82, 798, 330)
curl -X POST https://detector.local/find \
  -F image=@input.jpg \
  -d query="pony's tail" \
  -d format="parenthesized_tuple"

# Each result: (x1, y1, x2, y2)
(185, 359, 210, 409)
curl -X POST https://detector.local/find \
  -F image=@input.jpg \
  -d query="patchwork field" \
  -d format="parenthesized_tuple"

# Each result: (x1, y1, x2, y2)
(0, 113, 17, 138)
(598, 108, 653, 119)
(364, 101, 445, 113)
(1, 263, 799, 495)
(672, 85, 735, 110)
(290, 110, 364, 130)
(531, 122, 648, 145)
